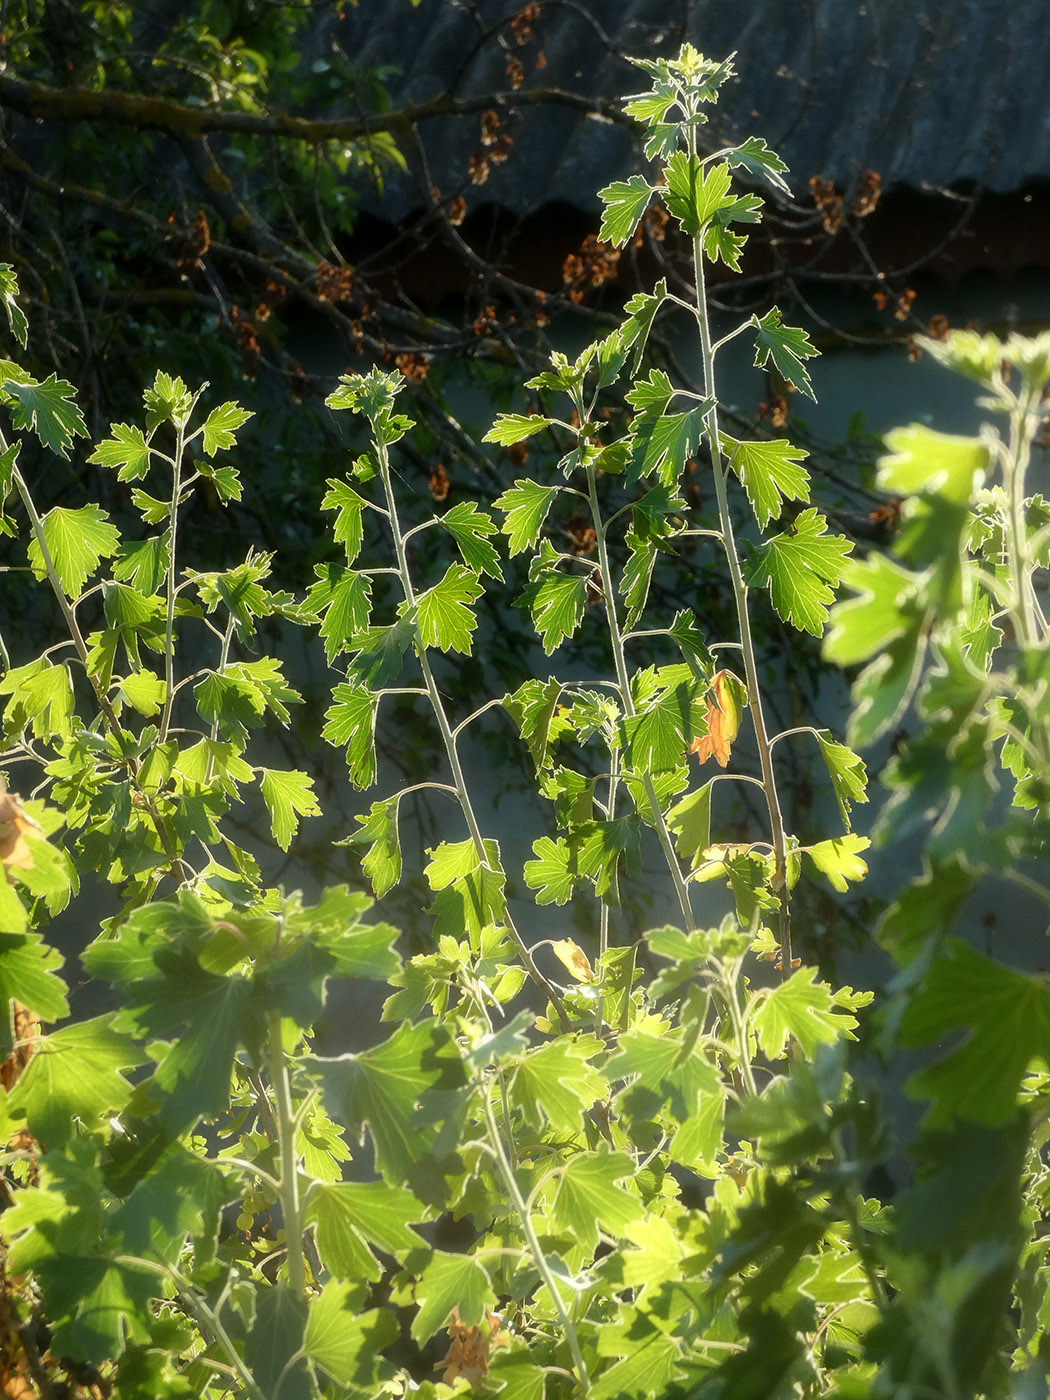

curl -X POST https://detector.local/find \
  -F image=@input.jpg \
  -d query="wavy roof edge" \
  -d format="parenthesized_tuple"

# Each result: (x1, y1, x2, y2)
(338, 0, 1050, 222)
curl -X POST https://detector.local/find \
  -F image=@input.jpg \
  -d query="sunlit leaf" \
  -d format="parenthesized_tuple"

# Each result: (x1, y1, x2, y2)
(259, 768, 321, 850)
(27, 504, 120, 598)
(746, 509, 852, 635)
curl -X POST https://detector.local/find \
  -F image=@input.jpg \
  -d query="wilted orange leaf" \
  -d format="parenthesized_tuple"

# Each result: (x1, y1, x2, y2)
(0, 784, 38, 872)
(689, 670, 745, 768)
(551, 938, 594, 982)
(435, 1308, 508, 1387)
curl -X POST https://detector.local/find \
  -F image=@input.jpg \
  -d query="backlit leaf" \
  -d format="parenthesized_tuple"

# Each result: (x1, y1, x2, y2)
(551, 1149, 643, 1252)
(751, 307, 819, 400)
(901, 941, 1050, 1126)
(441, 501, 502, 577)
(494, 479, 559, 555)
(259, 768, 321, 850)
(306, 1285, 399, 1388)
(348, 797, 402, 897)
(411, 1250, 491, 1343)
(815, 731, 868, 831)
(723, 434, 810, 529)
(7, 1014, 144, 1147)
(804, 835, 870, 892)
(2, 372, 87, 457)
(511, 1035, 606, 1134)
(746, 509, 852, 635)
(523, 836, 578, 905)
(414, 563, 483, 654)
(87, 423, 151, 480)
(483, 413, 552, 446)
(516, 571, 588, 654)
(322, 681, 378, 790)
(0, 264, 27, 347)
(751, 967, 868, 1060)
(199, 401, 252, 456)
(597, 174, 654, 247)
(320, 478, 366, 565)
(27, 504, 120, 598)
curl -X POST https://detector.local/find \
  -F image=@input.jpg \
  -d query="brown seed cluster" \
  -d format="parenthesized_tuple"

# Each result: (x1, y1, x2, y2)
(316, 260, 355, 303)
(562, 234, 620, 302)
(173, 207, 211, 272)
(395, 351, 429, 383)
(809, 169, 883, 232)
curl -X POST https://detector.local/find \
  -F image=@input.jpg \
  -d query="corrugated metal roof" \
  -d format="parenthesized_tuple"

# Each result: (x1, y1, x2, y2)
(338, 0, 1050, 219)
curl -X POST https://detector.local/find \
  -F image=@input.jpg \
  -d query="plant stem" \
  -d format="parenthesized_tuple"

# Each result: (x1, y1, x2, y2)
(583, 462, 695, 931)
(266, 1006, 307, 1298)
(7, 443, 188, 884)
(1005, 398, 1038, 650)
(158, 418, 185, 744)
(686, 155, 793, 973)
(373, 437, 569, 1027)
(123, 1257, 267, 1400)
(481, 1088, 591, 1396)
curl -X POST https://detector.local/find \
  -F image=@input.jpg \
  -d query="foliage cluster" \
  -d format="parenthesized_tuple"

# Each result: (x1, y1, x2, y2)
(0, 43, 1048, 1400)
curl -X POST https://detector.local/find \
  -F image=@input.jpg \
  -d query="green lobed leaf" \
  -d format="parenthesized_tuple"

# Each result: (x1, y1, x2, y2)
(516, 570, 588, 654)
(666, 781, 713, 866)
(625, 367, 675, 416)
(729, 135, 791, 195)
(440, 501, 503, 577)
(751, 307, 819, 400)
(305, 1285, 399, 1389)
(901, 941, 1050, 1126)
(577, 815, 641, 905)
(0, 660, 75, 741)
(550, 1149, 644, 1252)
(323, 681, 378, 790)
(0, 934, 69, 1058)
(7, 1014, 144, 1147)
(102, 581, 163, 630)
(199, 401, 252, 456)
(2, 372, 88, 457)
(116, 670, 166, 718)
(27, 504, 120, 598)
(258, 768, 321, 850)
(723, 433, 810, 529)
(663, 153, 732, 234)
(411, 1249, 492, 1343)
(0, 263, 28, 347)
(511, 1035, 606, 1134)
(597, 174, 654, 247)
(87, 423, 151, 480)
(523, 835, 578, 905)
(494, 479, 559, 555)
(413, 562, 484, 654)
(751, 967, 869, 1060)
(504, 676, 564, 772)
(347, 614, 418, 687)
(815, 730, 868, 832)
(483, 412, 552, 446)
(320, 478, 367, 565)
(745, 509, 852, 635)
(306, 564, 373, 663)
(804, 835, 870, 892)
(348, 796, 402, 897)
(306, 1019, 468, 1191)
(629, 400, 714, 486)
(622, 674, 704, 774)
(244, 1285, 310, 1400)
(143, 370, 193, 429)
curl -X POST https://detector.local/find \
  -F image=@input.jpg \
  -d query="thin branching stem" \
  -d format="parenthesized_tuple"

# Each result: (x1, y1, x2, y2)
(373, 434, 570, 1027)
(685, 126, 793, 974)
